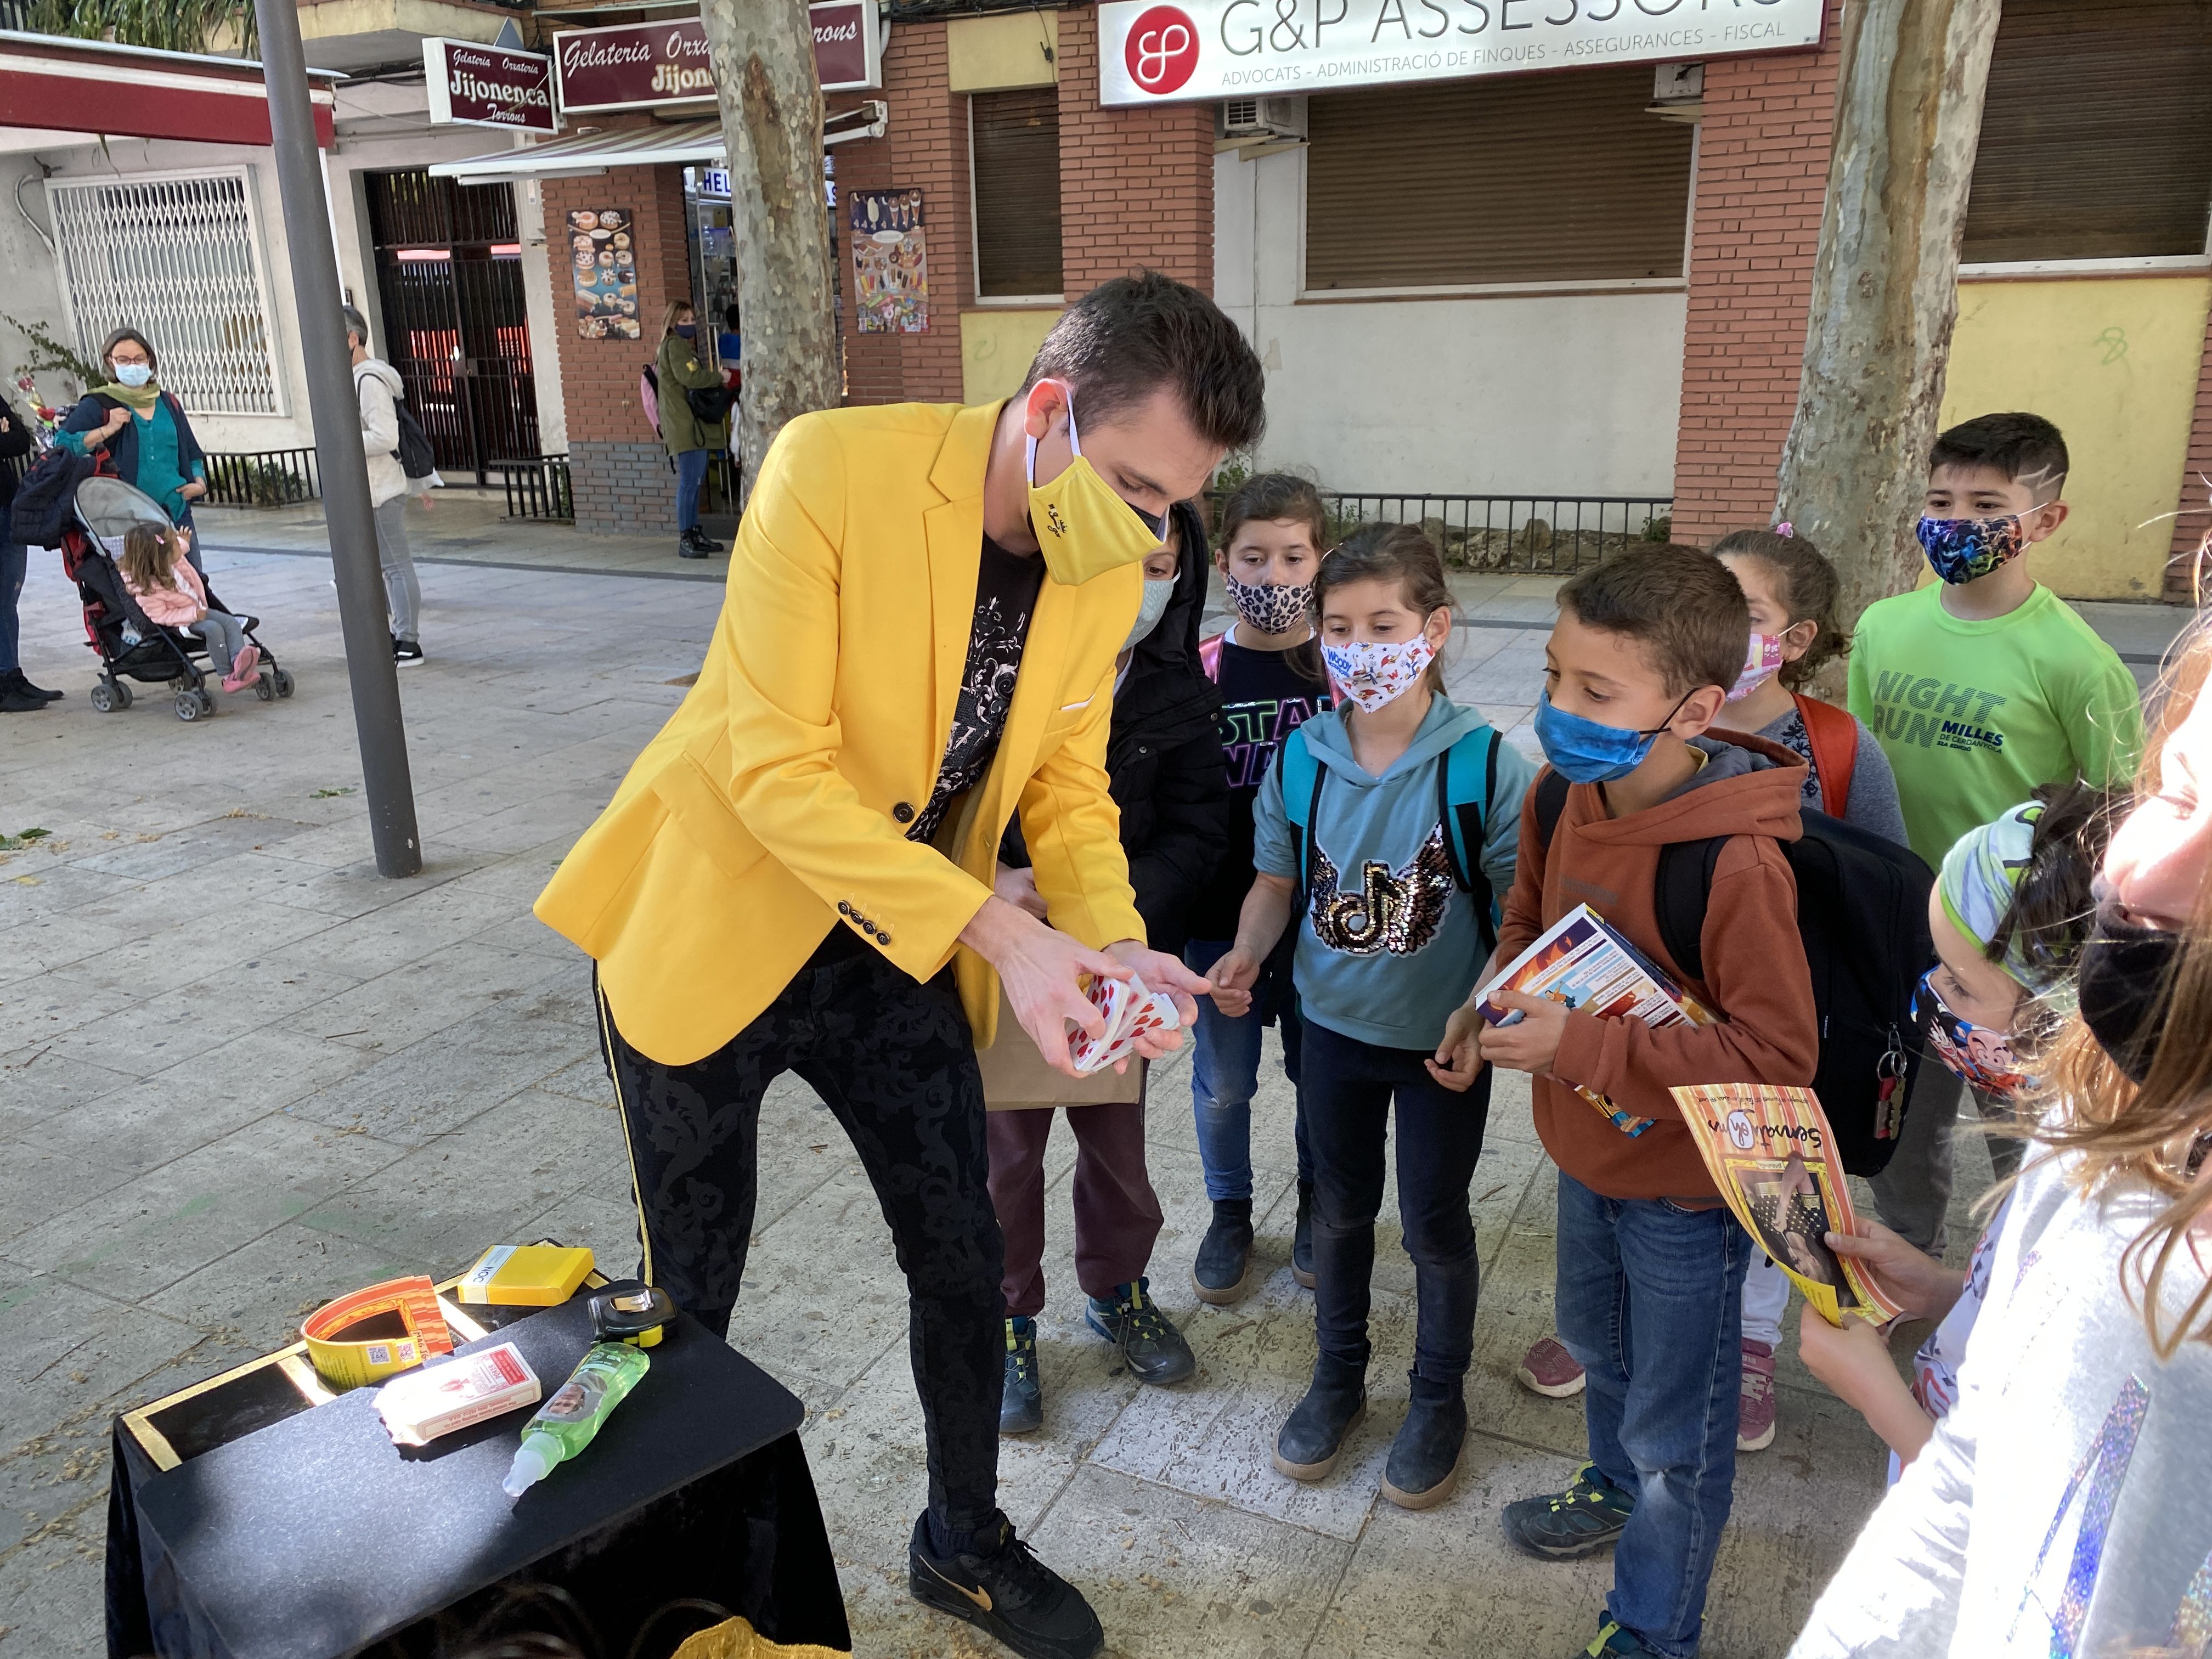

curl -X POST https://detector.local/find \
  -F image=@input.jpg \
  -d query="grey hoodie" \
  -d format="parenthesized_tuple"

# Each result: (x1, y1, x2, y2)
(1254, 695, 1534, 1049)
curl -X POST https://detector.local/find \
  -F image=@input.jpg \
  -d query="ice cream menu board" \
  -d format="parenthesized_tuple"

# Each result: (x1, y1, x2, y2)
(568, 208, 640, 340)
(849, 189, 928, 334)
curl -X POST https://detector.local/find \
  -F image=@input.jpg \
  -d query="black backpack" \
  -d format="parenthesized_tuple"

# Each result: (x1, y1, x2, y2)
(1533, 768, 1934, 1176)
(10, 443, 97, 548)
(392, 401, 437, 479)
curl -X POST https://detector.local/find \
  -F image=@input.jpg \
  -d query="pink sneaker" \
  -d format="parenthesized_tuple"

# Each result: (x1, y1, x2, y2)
(1516, 1335, 1586, 1398)
(1738, 1339, 1777, 1451)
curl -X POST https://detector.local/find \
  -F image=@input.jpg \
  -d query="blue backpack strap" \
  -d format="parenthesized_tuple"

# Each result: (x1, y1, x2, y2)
(1278, 726, 1323, 895)
(1437, 725, 1502, 954)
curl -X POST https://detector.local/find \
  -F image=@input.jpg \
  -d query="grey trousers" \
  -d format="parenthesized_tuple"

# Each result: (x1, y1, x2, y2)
(374, 495, 420, 643)
(189, 609, 246, 675)
(1865, 1065, 2022, 1257)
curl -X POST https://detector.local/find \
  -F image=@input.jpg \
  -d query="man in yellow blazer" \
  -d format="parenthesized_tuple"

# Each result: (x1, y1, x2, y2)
(535, 274, 1266, 1659)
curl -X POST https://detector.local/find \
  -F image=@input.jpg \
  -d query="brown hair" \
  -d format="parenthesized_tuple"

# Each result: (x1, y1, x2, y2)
(1711, 527, 1850, 690)
(1218, 471, 1327, 555)
(1019, 270, 1266, 453)
(100, 328, 157, 377)
(1313, 522, 1453, 696)
(2025, 616, 2212, 1357)
(119, 521, 183, 594)
(659, 300, 694, 340)
(1557, 544, 1748, 697)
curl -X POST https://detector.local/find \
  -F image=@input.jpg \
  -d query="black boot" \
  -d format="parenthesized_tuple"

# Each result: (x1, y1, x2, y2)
(1381, 1370, 1468, 1509)
(1273, 1354, 1366, 1482)
(0, 670, 48, 713)
(1292, 1179, 1317, 1289)
(676, 526, 713, 558)
(1191, 1198, 1254, 1305)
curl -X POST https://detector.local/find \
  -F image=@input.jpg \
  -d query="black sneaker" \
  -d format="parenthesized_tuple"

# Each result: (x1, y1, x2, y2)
(1576, 1617, 1658, 1657)
(1191, 1198, 1254, 1305)
(1002, 1316, 1042, 1435)
(908, 1512, 1104, 1659)
(1292, 1179, 1316, 1289)
(1085, 1278, 1195, 1386)
(392, 637, 423, 666)
(676, 531, 710, 560)
(1502, 1461, 1637, 1560)
(1381, 1370, 1466, 1510)
(1273, 1354, 1366, 1482)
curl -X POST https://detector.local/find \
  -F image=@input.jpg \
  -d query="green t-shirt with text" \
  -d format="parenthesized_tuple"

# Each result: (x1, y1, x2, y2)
(1846, 583, 2143, 867)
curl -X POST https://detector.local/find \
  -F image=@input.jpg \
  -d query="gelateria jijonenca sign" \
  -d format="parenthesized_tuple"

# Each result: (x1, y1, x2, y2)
(1097, 0, 1823, 104)
(554, 1, 881, 113)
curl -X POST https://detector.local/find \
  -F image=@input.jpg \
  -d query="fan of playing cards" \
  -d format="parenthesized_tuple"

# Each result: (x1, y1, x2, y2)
(1069, 973, 1181, 1075)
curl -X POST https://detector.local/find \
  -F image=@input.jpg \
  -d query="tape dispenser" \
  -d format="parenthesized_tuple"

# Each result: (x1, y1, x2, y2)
(588, 1279, 676, 1349)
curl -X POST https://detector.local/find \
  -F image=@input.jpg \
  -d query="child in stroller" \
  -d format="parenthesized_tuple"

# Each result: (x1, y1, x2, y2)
(63, 475, 291, 720)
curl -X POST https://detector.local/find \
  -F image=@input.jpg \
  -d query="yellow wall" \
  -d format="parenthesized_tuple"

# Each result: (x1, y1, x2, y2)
(947, 10, 1059, 93)
(1941, 275, 2210, 601)
(960, 308, 1063, 404)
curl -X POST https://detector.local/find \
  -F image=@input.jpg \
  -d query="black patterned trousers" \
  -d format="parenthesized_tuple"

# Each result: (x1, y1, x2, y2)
(596, 935, 1006, 1533)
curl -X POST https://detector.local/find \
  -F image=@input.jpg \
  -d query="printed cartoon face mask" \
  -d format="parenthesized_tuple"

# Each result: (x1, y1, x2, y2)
(1224, 569, 1312, 635)
(1915, 513, 2032, 585)
(1724, 632, 1787, 704)
(1321, 635, 1435, 713)
(1025, 385, 1169, 588)
(1533, 690, 1694, 785)
(1913, 969, 2030, 1099)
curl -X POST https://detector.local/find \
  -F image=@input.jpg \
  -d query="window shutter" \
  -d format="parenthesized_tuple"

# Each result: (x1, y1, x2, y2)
(1962, 0, 2212, 263)
(972, 87, 1064, 298)
(1305, 67, 1693, 292)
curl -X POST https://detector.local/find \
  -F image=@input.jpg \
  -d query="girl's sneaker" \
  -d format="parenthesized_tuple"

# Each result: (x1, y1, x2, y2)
(1517, 1335, 1587, 1398)
(1737, 1338, 1778, 1452)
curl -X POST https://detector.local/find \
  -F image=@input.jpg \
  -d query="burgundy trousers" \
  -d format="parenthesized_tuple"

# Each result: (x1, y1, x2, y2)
(985, 1101, 1165, 1317)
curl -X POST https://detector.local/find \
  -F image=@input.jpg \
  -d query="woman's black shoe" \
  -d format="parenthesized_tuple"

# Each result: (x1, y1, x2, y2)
(1191, 1198, 1254, 1305)
(1292, 1178, 1317, 1288)
(1381, 1371, 1468, 1509)
(909, 1513, 1104, 1659)
(0, 670, 49, 713)
(5, 669, 61, 702)
(1273, 1355, 1367, 1481)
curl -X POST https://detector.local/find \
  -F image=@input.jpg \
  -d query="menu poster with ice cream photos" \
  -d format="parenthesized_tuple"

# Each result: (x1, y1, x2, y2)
(850, 189, 928, 334)
(568, 208, 640, 340)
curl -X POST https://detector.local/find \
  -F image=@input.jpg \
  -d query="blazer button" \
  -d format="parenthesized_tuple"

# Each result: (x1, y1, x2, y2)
(837, 901, 851, 916)
(892, 802, 915, 825)
(879, 933, 892, 947)
(864, 922, 878, 938)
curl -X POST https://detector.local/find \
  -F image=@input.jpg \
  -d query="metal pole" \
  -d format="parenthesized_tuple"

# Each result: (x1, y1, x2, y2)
(253, 0, 421, 878)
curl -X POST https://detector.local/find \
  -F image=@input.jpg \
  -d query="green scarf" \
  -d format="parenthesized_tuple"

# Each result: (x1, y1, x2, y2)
(95, 379, 162, 414)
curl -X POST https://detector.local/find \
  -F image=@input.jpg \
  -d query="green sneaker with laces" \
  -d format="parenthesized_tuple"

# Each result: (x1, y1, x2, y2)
(1085, 1277, 1196, 1385)
(1578, 1616, 1655, 1656)
(1501, 1461, 1637, 1560)
(1001, 1316, 1042, 1435)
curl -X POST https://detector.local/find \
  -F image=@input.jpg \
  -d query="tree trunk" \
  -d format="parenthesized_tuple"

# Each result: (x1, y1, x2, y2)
(1774, 0, 2001, 697)
(700, 0, 842, 506)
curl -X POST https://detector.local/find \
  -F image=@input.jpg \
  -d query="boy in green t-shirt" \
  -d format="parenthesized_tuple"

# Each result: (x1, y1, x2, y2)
(1848, 411, 2143, 1250)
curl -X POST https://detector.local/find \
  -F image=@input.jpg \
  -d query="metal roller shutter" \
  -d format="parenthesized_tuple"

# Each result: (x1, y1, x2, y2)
(1304, 66, 1694, 292)
(971, 87, 1064, 298)
(1963, 0, 2212, 263)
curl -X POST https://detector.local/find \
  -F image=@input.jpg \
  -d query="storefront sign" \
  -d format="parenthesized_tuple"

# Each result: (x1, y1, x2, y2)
(849, 188, 927, 333)
(423, 38, 558, 132)
(555, 2, 882, 113)
(1097, 0, 1823, 104)
(567, 207, 641, 340)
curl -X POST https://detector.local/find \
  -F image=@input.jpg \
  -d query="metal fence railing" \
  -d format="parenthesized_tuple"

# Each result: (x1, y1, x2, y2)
(492, 454, 573, 522)
(1204, 490, 1674, 573)
(202, 449, 320, 509)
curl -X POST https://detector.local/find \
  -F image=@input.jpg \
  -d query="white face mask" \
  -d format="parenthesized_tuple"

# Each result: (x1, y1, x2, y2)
(1321, 634, 1436, 713)
(1122, 570, 1176, 653)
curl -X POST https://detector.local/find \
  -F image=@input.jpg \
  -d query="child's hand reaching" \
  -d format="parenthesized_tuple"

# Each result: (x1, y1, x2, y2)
(1425, 1004, 1487, 1093)
(1797, 1302, 1935, 1465)
(1824, 1221, 1968, 1324)
(1205, 945, 1261, 1017)
(1475, 988, 1570, 1075)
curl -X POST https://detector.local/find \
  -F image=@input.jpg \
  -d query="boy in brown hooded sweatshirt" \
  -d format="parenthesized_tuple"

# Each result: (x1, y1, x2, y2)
(1434, 546, 1818, 1659)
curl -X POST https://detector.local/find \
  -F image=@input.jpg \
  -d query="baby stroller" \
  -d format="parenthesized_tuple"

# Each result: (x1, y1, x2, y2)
(60, 476, 294, 721)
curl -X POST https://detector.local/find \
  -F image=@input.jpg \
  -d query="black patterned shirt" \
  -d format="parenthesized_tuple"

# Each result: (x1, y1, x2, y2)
(910, 536, 1044, 843)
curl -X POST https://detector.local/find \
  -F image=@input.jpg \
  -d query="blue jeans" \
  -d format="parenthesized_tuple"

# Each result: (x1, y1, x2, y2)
(1555, 1172, 1752, 1659)
(1184, 938, 1311, 1202)
(0, 528, 23, 673)
(674, 447, 712, 532)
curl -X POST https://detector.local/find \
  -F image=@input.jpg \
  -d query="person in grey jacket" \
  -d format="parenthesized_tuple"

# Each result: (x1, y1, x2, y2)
(346, 306, 424, 665)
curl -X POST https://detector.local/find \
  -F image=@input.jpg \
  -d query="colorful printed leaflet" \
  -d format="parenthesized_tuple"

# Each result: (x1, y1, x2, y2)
(1671, 1082, 1906, 1328)
(1475, 904, 1713, 1137)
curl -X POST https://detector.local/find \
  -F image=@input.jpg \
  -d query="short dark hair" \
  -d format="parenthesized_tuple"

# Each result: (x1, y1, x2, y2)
(1929, 411, 2070, 501)
(1217, 471, 1327, 554)
(1558, 544, 1748, 697)
(1019, 270, 1266, 452)
(99, 327, 157, 375)
(723, 304, 740, 331)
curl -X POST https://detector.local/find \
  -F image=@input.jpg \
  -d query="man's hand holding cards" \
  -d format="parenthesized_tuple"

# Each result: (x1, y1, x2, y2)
(1069, 973, 1180, 1075)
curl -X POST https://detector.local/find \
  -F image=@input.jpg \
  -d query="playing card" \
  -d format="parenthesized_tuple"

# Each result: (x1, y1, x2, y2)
(1069, 974, 1176, 1075)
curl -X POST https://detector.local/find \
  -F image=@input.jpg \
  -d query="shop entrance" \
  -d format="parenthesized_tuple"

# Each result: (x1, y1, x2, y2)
(364, 170, 539, 485)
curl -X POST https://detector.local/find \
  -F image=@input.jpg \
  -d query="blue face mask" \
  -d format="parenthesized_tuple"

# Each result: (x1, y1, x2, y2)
(114, 363, 153, 388)
(1533, 689, 1693, 785)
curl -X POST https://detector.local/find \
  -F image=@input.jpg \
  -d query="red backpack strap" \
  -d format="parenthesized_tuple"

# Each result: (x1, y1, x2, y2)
(1198, 633, 1223, 683)
(1792, 692, 1857, 819)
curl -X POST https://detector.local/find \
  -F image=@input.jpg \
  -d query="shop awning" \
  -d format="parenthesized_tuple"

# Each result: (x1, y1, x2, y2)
(430, 102, 884, 184)
(0, 30, 338, 148)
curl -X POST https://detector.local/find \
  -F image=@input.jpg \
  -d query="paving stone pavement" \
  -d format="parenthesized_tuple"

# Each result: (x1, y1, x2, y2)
(3, 535, 2008, 1656)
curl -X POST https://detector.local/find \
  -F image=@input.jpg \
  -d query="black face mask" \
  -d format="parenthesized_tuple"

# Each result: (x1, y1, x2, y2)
(2076, 907, 2182, 1085)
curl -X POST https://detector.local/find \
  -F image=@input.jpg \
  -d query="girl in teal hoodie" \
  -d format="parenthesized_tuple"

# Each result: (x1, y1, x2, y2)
(1207, 523, 1533, 1511)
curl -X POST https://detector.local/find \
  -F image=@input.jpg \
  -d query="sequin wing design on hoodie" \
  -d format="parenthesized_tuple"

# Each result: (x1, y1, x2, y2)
(1309, 823, 1455, 957)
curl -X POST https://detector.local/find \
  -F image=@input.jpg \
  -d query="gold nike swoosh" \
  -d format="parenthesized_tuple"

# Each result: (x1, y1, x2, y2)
(922, 1556, 992, 1613)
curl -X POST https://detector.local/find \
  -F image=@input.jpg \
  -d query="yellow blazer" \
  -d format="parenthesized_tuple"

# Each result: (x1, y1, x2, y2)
(534, 400, 1148, 1066)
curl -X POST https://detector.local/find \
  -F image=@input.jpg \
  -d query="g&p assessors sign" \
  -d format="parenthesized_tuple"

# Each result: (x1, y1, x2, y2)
(1097, 0, 1823, 104)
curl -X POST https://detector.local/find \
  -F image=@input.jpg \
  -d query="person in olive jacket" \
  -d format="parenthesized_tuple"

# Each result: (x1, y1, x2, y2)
(988, 496, 1229, 1432)
(654, 300, 729, 560)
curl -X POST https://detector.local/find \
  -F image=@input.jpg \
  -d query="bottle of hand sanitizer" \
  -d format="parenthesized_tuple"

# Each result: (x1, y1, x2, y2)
(502, 1341, 651, 1499)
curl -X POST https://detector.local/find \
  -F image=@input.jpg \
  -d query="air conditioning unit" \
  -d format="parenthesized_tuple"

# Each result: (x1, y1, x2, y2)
(1217, 95, 1307, 147)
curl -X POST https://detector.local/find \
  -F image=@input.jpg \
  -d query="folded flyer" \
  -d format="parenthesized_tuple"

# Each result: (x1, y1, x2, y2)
(1671, 1082, 1905, 1328)
(1475, 904, 1713, 1137)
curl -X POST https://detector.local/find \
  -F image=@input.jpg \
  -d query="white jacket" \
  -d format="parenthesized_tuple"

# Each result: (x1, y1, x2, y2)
(354, 358, 408, 508)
